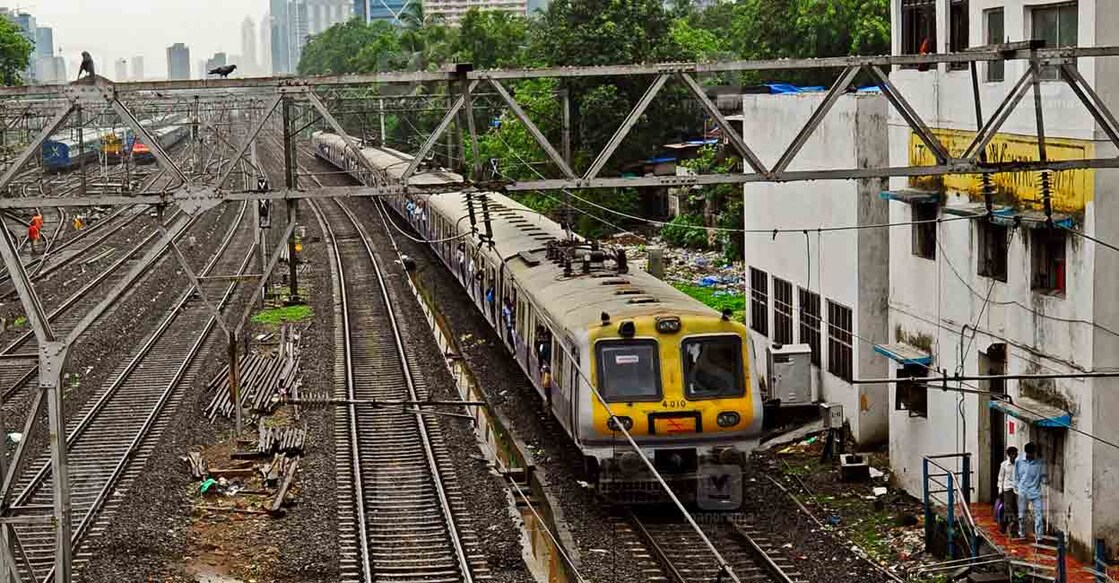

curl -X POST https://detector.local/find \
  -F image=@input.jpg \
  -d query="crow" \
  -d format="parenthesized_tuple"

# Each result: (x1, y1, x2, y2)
(77, 51, 95, 81)
(207, 64, 237, 79)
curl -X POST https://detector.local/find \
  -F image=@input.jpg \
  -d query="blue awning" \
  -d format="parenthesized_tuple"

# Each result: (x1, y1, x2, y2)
(874, 343, 933, 366)
(989, 395, 1072, 429)
(991, 208, 1076, 229)
(880, 189, 941, 204)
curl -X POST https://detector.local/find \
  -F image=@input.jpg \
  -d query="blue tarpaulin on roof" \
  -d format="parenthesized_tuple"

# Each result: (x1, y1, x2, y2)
(764, 84, 826, 94)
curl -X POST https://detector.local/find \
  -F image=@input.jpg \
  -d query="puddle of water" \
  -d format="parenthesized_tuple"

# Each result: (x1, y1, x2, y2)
(189, 565, 244, 583)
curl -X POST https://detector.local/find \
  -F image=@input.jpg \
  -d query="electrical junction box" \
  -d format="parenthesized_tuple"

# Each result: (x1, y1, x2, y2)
(821, 403, 844, 429)
(766, 343, 814, 406)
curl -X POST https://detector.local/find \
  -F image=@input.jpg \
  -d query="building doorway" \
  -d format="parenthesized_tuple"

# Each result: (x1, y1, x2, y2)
(979, 344, 1007, 503)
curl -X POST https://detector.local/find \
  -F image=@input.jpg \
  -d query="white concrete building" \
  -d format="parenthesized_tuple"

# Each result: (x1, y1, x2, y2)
(886, 0, 1119, 556)
(424, 0, 529, 25)
(742, 93, 892, 445)
(131, 56, 144, 81)
(114, 59, 128, 82)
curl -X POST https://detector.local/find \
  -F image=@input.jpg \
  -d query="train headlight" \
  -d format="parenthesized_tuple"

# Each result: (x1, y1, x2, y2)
(655, 316, 681, 334)
(716, 411, 741, 428)
(607, 416, 634, 432)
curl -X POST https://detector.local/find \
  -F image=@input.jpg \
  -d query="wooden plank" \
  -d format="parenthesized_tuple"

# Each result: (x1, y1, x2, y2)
(270, 457, 300, 514)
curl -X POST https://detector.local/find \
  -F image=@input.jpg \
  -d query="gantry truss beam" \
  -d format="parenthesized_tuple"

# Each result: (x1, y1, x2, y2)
(0, 45, 1118, 210)
(0, 45, 1118, 583)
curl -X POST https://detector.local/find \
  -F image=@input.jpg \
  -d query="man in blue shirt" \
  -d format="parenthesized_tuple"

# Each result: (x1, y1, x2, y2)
(1015, 442, 1046, 541)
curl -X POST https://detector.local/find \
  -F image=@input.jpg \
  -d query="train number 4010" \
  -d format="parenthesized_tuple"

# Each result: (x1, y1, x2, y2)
(661, 399, 686, 409)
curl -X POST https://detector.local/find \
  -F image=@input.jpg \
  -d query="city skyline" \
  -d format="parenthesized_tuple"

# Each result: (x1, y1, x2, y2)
(3, 0, 272, 80)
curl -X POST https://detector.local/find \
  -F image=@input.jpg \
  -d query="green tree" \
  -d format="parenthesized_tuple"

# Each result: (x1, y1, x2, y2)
(298, 19, 402, 75)
(727, 0, 889, 84)
(0, 18, 32, 86)
(453, 9, 531, 69)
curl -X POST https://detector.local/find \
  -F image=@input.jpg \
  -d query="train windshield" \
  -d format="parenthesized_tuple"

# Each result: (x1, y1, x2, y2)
(682, 335, 744, 399)
(596, 340, 661, 402)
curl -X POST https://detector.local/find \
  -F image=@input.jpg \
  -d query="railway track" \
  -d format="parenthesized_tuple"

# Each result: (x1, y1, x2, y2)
(0, 143, 185, 286)
(0, 206, 197, 404)
(308, 196, 489, 583)
(6, 201, 255, 580)
(620, 510, 809, 583)
(0, 148, 212, 402)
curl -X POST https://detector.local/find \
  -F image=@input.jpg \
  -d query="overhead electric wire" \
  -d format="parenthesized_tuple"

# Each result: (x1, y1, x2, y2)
(935, 228, 1119, 339)
(1061, 224, 1119, 254)
(491, 125, 983, 237)
(832, 314, 1119, 452)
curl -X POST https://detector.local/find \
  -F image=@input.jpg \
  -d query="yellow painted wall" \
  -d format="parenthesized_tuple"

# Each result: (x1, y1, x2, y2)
(908, 129, 1094, 213)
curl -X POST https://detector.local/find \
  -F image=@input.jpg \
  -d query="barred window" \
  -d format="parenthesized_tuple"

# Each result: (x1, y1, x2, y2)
(773, 277, 793, 345)
(798, 288, 821, 366)
(827, 300, 853, 382)
(749, 267, 768, 336)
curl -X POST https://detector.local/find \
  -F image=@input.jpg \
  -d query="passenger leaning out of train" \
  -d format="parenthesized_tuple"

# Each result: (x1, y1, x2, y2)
(535, 326, 553, 406)
(502, 298, 515, 346)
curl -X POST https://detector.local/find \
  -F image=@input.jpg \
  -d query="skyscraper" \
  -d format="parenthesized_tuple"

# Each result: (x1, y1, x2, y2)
(205, 52, 228, 75)
(270, 0, 291, 74)
(353, 0, 408, 24)
(288, 0, 308, 70)
(34, 27, 56, 83)
(131, 56, 145, 81)
(242, 17, 258, 75)
(305, 0, 350, 35)
(35, 27, 53, 57)
(260, 13, 273, 73)
(167, 43, 191, 80)
(114, 58, 128, 81)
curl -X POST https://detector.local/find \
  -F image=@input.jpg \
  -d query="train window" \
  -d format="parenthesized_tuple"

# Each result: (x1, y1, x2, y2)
(681, 335, 745, 399)
(596, 340, 662, 402)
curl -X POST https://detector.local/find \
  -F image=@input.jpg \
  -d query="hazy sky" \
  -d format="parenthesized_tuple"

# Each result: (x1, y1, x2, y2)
(12, 0, 270, 79)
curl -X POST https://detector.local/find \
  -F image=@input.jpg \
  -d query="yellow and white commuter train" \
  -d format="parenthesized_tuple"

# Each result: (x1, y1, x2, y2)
(312, 131, 763, 503)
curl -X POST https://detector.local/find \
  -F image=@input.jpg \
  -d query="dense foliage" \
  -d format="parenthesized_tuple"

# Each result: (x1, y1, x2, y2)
(0, 17, 33, 86)
(298, 0, 889, 256)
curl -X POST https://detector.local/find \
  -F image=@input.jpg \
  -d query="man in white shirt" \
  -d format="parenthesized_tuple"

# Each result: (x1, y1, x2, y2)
(997, 446, 1019, 535)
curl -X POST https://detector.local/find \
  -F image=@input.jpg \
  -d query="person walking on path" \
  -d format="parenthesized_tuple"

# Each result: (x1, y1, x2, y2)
(1016, 442, 1046, 541)
(997, 446, 1019, 535)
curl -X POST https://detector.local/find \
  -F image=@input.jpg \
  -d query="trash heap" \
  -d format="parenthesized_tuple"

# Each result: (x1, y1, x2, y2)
(608, 234, 744, 292)
(183, 423, 305, 517)
(185, 324, 306, 517)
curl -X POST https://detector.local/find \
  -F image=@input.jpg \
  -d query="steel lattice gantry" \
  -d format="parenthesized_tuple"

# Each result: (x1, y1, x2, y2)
(1, 44, 1119, 582)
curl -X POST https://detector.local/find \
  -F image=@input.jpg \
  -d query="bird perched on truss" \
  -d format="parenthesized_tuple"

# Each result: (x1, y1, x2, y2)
(207, 64, 237, 79)
(77, 52, 95, 82)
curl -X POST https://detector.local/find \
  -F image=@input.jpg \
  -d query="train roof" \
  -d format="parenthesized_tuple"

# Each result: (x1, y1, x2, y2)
(423, 191, 717, 334)
(313, 131, 464, 187)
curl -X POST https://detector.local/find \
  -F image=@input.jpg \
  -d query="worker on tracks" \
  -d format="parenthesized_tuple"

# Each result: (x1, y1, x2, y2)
(28, 221, 41, 253)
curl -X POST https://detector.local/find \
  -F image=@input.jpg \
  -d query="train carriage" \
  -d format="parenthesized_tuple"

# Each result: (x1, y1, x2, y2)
(312, 131, 763, 506)
(42, 131, 106, 172)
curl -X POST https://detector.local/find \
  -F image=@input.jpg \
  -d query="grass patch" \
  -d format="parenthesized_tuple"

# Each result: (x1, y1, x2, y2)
(250, 304, 313, 326)
(12, 316, 27, 328)
(672, 282, 746, 322)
